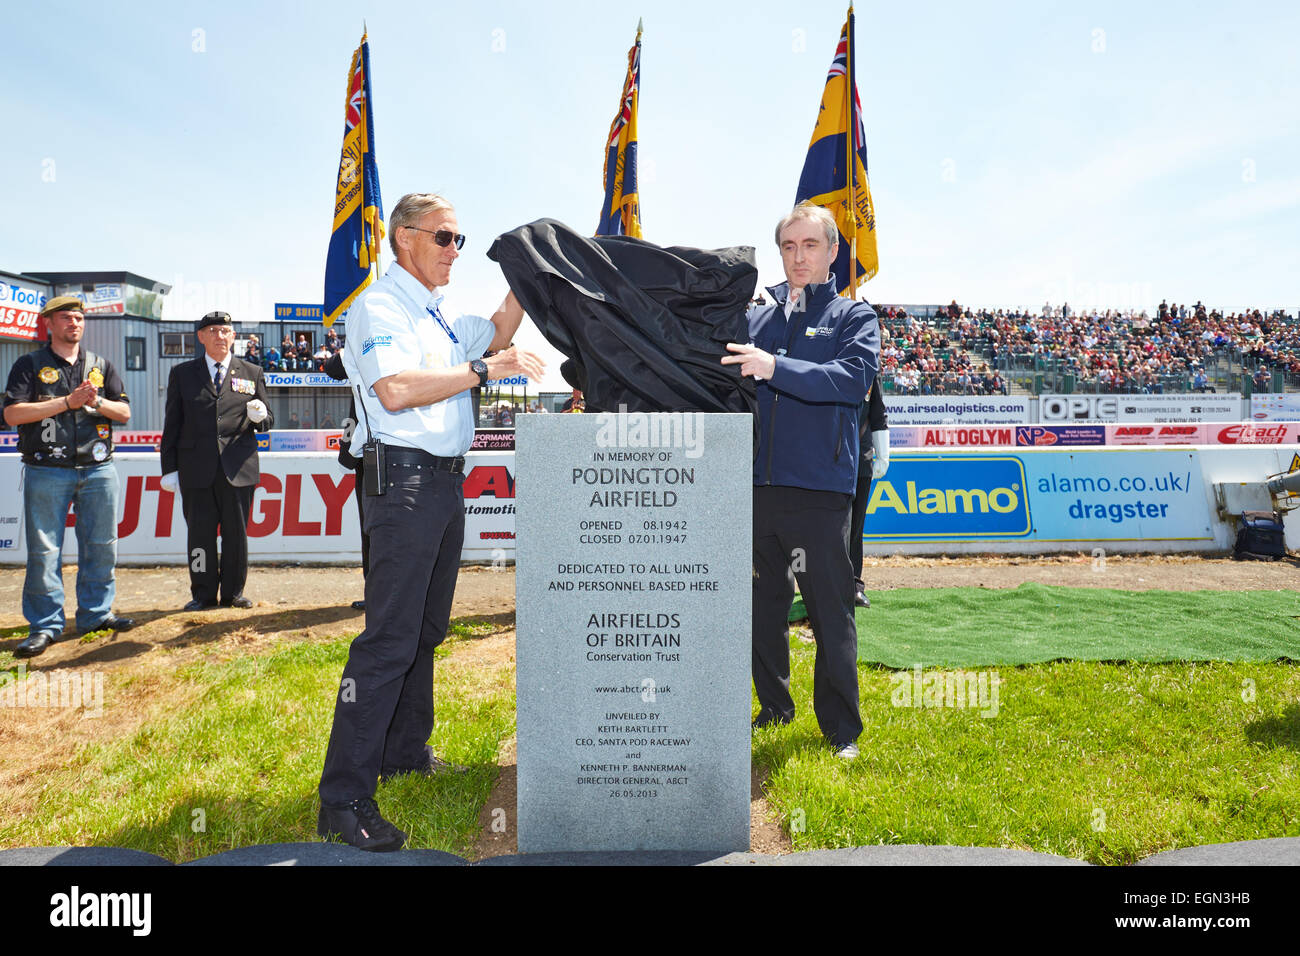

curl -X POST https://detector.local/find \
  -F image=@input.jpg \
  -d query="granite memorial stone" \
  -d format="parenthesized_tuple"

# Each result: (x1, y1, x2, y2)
(516, 411, 751, 852)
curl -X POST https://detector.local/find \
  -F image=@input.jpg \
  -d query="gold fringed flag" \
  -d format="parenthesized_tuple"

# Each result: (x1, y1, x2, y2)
(794, 6, 878, 294)
(324, 33, 385, 327)
(596, 21, 643, 238)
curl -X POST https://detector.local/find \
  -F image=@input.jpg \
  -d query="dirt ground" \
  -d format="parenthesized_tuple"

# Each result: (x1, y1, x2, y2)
(2, 555, 1296, 857)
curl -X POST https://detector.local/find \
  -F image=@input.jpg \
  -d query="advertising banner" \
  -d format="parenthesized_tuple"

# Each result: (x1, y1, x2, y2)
(1021, 449, 1210, 542)
(0, 452, 515, 564)
(1105, 424, 1208, 445)
(1, 430, 163, 453)
(1041, 393, 1243, 423)
(1249, 394, 1300, 421)
(0, 278, 48, 341)
(1016, 425, 1108, 447)
(862, 455, 1032, 540)
(263, 371, 348, 388)
(882, 396, 1031, 425)
(912, 426, 1018, 448)
(1211, 422, 1300, 445)
(862, 449, 1211, 543)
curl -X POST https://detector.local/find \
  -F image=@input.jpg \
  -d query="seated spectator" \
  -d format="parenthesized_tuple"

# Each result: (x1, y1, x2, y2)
(265, 345, 281, 371)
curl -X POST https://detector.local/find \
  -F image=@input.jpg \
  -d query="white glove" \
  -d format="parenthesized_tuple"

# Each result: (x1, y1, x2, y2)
(160, 471, 180, 493)
(245, 399, 268, 423)
(871, 429, 890, 478)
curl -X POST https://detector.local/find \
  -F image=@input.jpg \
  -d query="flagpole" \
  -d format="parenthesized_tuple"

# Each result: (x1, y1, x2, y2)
(845, 5, 858, 298)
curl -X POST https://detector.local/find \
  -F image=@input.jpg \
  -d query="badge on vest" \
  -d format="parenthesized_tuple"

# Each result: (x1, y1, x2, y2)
(88, 367, 104, 388)
(96, 424, 111, 439)
(231, 377, 255, 395)
(91, 441, 109, 462)
(38, 366, 59, 384)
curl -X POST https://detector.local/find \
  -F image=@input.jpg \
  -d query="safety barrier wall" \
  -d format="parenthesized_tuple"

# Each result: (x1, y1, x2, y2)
(1, 446, 1295, 563)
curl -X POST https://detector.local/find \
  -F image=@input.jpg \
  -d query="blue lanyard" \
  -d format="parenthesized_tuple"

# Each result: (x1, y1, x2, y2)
(427, 306, 459, 344)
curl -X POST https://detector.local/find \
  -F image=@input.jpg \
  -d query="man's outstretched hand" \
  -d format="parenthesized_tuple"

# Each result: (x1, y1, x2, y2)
(721, 343, 775, 381)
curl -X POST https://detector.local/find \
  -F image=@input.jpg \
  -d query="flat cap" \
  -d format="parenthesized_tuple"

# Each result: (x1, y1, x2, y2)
(196, 311, 234, 331)
(40, 295, 85, 317)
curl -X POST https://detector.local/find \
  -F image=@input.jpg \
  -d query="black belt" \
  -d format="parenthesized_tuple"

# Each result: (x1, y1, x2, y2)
(386, 445, 465, 474)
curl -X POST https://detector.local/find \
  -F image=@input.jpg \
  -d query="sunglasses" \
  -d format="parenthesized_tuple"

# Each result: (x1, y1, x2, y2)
(406, 225, 466, 249)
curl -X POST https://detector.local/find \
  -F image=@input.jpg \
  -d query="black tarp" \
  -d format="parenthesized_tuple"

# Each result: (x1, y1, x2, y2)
(487, 219, 758, 414)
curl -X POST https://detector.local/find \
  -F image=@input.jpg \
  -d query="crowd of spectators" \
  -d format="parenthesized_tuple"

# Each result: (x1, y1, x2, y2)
(242, 327, 344, 372)
(875, 299, 1299, 395)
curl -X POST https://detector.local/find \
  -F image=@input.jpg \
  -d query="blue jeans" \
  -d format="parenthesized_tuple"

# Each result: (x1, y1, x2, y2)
(22, 462, 120, 635)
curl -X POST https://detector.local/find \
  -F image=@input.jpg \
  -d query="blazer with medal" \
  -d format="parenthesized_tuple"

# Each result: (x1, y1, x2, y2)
(161, 355, 274, 488)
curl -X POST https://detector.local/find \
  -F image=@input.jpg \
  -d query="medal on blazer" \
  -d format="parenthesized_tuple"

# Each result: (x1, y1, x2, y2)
(231, 377, 256, 395)
(38, 366, 59, 384)
(88, 367, 105, 387)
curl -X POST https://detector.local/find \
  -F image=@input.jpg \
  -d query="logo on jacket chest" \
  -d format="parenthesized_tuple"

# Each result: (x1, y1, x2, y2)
(804, 325, 834, 338)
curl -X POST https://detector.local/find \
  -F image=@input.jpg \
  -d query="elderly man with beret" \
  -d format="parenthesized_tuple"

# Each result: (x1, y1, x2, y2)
(160, 311, 274, 610)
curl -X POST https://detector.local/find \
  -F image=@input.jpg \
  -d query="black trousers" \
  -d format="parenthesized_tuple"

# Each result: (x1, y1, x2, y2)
(353, 461, 370, 578)
(319, 461, 464, 806)
(752, 485, 863, 748)
(848, 462, 874, 590)
(180, 471, 254, 604)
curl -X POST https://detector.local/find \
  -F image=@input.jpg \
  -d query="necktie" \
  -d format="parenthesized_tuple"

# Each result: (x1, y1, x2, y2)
(213, 364, 223, 392)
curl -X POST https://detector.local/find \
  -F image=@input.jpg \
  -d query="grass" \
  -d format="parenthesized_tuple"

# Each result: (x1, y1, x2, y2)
(3, 623, 515, 862)
(754, 646, 1300, 864)
(6, 591, 1300, 864)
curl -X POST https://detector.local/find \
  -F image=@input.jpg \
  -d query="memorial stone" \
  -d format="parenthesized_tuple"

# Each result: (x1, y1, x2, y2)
(516, 411, 751, 852)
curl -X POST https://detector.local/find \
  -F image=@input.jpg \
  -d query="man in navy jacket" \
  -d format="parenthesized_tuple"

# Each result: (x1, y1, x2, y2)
(723, 202, 879, 759)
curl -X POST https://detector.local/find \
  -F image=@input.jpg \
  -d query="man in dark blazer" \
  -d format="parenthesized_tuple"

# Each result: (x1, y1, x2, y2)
(160, 311, 274, 610)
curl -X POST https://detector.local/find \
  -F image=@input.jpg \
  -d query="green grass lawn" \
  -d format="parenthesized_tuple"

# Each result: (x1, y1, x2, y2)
(755, 652, 1300, 864)
(6, 589, 1299, 864)
(3, 627, 513, 861)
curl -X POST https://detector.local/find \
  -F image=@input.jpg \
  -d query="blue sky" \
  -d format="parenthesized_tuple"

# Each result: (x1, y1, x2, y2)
(4, 1, 1298, 388)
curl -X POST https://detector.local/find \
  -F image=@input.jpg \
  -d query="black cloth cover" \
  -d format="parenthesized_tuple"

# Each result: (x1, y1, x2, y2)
(487, 219, 758, 414)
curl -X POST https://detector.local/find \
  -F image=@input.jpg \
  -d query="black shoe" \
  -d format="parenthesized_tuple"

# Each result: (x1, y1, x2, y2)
(350, 600, 366, 611)
(78, 615, 136, 635)
(13, 632, 57, 659)
(854, 590, 870, 609)
(221, 596, 253, 609)
(183, 599, 219, 611)
(751, 709, 793, 731)
(380, 746, 468, 783)
(317, 798, 407, 852)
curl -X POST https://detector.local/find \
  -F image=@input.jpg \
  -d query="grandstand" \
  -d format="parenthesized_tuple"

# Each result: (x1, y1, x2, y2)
(875, 300, 1300, 397)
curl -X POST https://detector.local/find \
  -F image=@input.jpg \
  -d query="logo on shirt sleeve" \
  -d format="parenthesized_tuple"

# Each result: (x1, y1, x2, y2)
(362, 335, 393, 356)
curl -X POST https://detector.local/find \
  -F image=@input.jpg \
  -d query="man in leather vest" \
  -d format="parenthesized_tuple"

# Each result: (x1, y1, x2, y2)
(160, 311, 273, 610)
(3, 296, 135, 658)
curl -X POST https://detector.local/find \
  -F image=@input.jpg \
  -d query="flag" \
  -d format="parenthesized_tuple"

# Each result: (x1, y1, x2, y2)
(596, 22, 643, 238)
(324, 33, 385, 327)
(794, 7, 878, 294)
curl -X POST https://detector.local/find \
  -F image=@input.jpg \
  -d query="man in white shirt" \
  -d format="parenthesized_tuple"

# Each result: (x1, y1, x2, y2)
(318, 192, 544, 852)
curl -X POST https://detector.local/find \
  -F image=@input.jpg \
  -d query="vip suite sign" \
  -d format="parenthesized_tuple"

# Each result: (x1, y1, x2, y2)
(1, 452, 518, 564)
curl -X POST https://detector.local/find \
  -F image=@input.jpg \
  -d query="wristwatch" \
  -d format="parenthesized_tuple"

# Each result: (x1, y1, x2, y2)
(470, 359, 489, 387)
